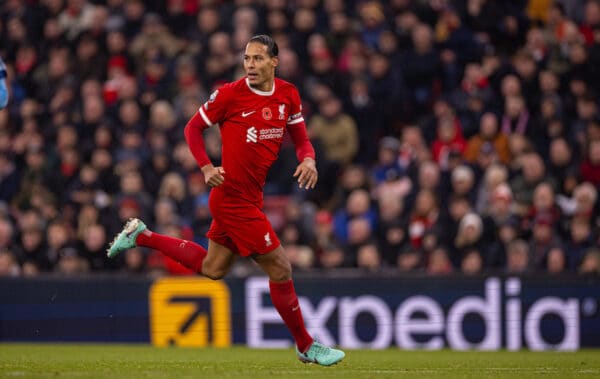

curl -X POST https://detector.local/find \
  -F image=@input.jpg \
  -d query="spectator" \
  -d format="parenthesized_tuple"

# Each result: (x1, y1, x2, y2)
(408, 189, 439, 249)
(506, 239, 530, 274)
(453, 212, 485, 261)
(397, 245, 422, 272)
(510, 152, 555, 215)
(547, 246, 567, 274)
(461, 249, 484, 275)
(528, 211, 563, 269)
(318, 243, 345, 269)
(308, 94, 358, 167)
(81, 223, 114, 271)
(580, 248, 600, 274)
(431, 113, 467, 171)
(426, 246, 453, 275)
(580, 139, 600, 186)
(464, 112, 511, 165)
(356, 242, 381, 272)
(565, 217, 596, 269)
(0, 249, 20, 277)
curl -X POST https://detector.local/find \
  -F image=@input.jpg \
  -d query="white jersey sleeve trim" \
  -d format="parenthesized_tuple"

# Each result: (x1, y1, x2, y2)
(287, 117, 304, 125)
(199, 106, 214, 126)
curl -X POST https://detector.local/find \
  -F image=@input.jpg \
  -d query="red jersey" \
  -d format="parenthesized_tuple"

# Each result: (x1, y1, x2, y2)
(192, 77, 313, 204)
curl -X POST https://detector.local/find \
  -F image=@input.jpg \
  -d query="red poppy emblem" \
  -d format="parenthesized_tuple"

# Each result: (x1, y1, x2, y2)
(262, 107, 272, 120)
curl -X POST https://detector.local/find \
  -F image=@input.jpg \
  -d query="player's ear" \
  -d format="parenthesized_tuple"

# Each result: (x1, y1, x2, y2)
(272, 56, 279, 68)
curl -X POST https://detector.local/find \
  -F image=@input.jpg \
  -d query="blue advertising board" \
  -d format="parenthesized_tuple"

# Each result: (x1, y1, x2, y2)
(0, 275, 598, 350)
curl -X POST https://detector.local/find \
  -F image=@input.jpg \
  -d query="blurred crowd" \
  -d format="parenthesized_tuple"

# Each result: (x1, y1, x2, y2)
(0, 0, 600, 278)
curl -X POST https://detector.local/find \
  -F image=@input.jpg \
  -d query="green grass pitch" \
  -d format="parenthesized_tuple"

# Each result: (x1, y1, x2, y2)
(1, 344, 599, 379)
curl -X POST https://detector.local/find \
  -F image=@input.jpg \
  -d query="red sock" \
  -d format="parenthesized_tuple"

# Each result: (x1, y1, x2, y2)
(136, 231, 206, 273)
(269, 280, 314, 352)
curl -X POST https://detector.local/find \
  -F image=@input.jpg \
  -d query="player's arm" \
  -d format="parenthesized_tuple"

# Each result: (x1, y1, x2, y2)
(288, 120, 317, 189)
(0, 57, 8, 109)
(183, 111, 225, 187)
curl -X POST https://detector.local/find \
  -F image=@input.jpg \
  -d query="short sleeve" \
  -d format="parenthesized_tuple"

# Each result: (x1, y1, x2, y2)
(199, 87, 229, 126)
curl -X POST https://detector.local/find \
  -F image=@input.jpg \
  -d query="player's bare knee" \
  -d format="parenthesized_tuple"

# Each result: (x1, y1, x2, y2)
(271, 260, 292, 281)
(203, 268, 226, 280)
(201, 260, 227, 280)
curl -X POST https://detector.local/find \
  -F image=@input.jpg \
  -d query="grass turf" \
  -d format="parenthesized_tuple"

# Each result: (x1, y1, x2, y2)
(0, 344, 599, 379)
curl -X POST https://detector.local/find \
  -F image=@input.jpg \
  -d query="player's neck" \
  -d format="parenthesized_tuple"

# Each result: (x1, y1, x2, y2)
(252, 80, 274, 92)
(246, 77, 276, 96)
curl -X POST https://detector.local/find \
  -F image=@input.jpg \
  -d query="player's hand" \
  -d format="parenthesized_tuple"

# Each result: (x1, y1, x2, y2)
(293, 158, 318, 189)
(202, 164, 226, 187)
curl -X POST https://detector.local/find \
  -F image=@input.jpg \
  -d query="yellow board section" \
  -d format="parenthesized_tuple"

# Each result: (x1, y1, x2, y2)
(149, 278, 231, 347)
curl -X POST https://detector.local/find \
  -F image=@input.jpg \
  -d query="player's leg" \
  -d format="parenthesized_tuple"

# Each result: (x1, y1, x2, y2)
(253, 247, 345, 366)
(107, 218, 207, 273)
(201, 239, 236, 280)
(252, 246, 312, 350)
(108, 219, 237, 278)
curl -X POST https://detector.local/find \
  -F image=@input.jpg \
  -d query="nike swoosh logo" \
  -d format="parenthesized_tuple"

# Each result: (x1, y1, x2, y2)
(242, 111, 256, 117)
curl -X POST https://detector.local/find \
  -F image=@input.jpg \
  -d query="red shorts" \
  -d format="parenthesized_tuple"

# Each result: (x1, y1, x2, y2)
(206, 188, 280, 257)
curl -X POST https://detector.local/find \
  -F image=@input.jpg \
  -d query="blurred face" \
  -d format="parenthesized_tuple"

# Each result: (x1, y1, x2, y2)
(505, 96, 525, 118)
(47, 224, 68, 249)
(320, 97, 341, 118)
(454, 176, 474, 194)
(508, 249, 528, 272)
(533, 184, 554, 210)
(418, 162, 440, 189)
(589, 140, 600, 164)
(547, 248, 565, 273)
(550, 139, 571, 166)
(244, 42, 278, 92)
(84, 224, 106, 252)
(462, 224, 482, 244)
(320, 247, 344, 268)
(437, 119, 455, 141)
(499, 224, 517, 243)
(574, 186, 596, 213)
(480, 113, 498, 138)
(449, 199, 470, 221)
(357, 244, 380, 270)
(539, 70, 558, 92)
(415, 190, 435, 215)
(571, 220, 590, 242)
(533, 223, 552, 242)
(346, 189, 370, 216)
(428, 248, 451, 275)
(22, 229, 42, 251)
(523, 154, 544, 182)
(501, 75, 521, 97)
(461, 251, 482, 275)
(347, 218, 371, 244)
(379, 193, 403, 221)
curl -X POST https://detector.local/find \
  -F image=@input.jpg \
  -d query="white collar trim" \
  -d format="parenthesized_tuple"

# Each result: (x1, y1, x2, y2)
(246, 77, 275, 96)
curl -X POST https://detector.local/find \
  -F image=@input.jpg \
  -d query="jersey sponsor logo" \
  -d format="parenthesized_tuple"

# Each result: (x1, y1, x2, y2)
(259, 127, 284, 140)
(264, 232, 272, 247)
(246, 126, 284, 143)
(278, 104, 286, 120)
(149, 278, 232, 347)
(246, 126, 258, 143)
(242, 110, 256, 117)
(262, 107, 272, 120)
